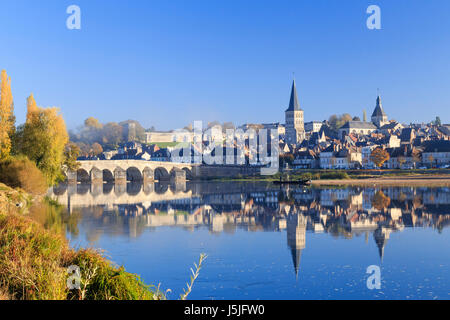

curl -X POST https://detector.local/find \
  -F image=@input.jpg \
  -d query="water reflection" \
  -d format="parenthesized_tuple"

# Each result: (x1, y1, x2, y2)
(49, 182, 450, 278)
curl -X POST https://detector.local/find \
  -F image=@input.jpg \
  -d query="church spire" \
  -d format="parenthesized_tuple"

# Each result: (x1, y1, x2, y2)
(286, 79, 301, 112)
(372, 94, 386, 118)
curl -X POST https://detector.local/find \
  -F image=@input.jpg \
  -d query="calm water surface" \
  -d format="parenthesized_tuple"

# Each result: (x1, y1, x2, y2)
(46, 181, 449, 300)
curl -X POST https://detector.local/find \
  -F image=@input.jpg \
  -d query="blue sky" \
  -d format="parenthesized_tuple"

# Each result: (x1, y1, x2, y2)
(1, 0, 449, 130)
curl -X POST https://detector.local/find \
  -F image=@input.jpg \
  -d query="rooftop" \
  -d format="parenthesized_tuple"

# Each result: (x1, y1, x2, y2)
(340, 121, 377, 130)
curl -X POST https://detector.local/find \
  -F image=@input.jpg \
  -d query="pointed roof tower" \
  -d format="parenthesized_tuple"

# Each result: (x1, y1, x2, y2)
(286, 79, 302, 112)
(371, 95, 387, 118)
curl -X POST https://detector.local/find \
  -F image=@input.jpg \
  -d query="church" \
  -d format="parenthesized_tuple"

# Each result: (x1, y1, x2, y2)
(339, 95, 390, 139)
(285, 79, 305, 145)
(371, 95, 389, 128)
(283, 79, 390, 143)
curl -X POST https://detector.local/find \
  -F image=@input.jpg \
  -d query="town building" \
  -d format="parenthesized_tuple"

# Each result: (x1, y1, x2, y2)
(319, 144, 362, 169)
(305, 121, 323, 133)
(262, 123, 285, 137)
(145, 130, 193, 144)
(422, 140, 450, 167)
(292, 150, 319, 169)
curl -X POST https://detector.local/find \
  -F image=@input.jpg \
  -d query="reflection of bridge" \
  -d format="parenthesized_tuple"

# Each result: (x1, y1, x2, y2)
(51, 182, 195, 212)
(67, 160, 200, 184)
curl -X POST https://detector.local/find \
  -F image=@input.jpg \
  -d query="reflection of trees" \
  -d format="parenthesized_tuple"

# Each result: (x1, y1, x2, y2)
(29, 199, 82, 238)
(326, 222, 352, 239)
(372, 191, 391, 211)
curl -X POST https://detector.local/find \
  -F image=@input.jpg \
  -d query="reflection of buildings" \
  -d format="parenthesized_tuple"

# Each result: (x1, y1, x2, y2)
(50, 183, 450, 276)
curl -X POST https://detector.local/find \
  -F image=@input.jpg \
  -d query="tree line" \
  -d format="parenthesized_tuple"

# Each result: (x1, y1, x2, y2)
(0, 70, 79, 192)
(69, 118, 148, 156)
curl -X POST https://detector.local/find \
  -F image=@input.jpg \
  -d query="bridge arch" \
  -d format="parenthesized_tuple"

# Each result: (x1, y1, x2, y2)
(127, 183, 142, 196)
(126, 167, 143, 182)
(155, 167, 170, 182)
(182, 167, 193, 180)
(154, 182, 169, 194)
(53, 183, 67, 196)
(103, 182, 114, 195)
(103, 169, 114, 183)
(77, 169, 90, 183)
(77, 183, 90, 195)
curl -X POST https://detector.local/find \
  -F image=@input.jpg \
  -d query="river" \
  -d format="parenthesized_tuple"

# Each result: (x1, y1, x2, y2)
(44, 181, 449, 300)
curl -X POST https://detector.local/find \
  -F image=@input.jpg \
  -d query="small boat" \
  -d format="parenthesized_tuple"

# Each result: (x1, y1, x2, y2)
(273, 179, 311, 185)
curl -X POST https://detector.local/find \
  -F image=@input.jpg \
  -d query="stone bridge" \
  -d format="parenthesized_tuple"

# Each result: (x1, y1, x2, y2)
(67, 160, 200, 184)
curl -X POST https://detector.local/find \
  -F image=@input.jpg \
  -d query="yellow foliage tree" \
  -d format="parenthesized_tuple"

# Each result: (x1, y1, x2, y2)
(0, 70, 15, 160)
(16, 94, 69, 185)
(370, 148, 390, 169)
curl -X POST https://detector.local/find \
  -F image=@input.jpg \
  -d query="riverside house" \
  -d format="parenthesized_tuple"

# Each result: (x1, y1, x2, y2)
(422, 140, 450, 168)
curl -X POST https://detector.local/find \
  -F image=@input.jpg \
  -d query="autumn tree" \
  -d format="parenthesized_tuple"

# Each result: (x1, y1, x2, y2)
(412, 149, 421, 168)
(102, 122, 123, 147)
(370, 148, 390, 169)
(91, 142, 103, 156)
(15, 94, 69, 185)
(63, 142, 81, 171)
(428, 155, 434, 168)
(279, 153, 294, 168)
(0, 70, 15, 160)
(84, 117, 103, 129)
(397, 156, 406, 168)
(328, 114, 353, 131)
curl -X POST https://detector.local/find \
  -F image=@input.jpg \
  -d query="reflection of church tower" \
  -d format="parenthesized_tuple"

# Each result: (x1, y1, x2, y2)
(373, 227, 390, 261)
(285, 79, 305, 145)
(287, 213, 307, 278)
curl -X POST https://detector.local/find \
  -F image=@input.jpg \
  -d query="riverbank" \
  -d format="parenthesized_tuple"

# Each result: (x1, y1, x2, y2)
(0, 183, 161, 300)
(210, 171, 450, 186)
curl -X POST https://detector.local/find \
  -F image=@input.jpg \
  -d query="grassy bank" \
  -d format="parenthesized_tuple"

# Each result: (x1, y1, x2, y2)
(0, 183, 162, 300)
(210, 171, 350, 182)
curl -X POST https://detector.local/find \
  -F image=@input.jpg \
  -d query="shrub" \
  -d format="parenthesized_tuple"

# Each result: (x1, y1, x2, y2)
(0, 210, 161, 300)
(65, 249, 159, 300)
(0, 156, 47, 195)
(319, 171, 350, 180)
(299, 173, 313, 180)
